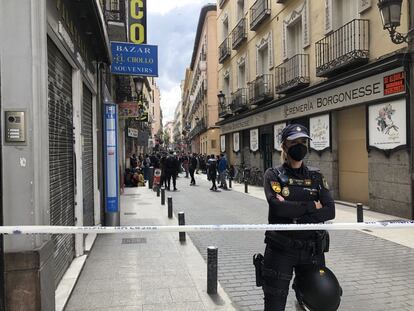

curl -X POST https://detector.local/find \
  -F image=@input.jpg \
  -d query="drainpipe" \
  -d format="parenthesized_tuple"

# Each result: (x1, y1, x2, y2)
(409, 0, 414, 219)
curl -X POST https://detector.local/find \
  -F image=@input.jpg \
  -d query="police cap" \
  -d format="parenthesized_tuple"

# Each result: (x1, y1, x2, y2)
(281, 124, 311, 142)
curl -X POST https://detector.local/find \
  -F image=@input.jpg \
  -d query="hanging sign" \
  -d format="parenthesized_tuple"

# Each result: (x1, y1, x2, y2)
(310, 114, 330, 151)
(104, 104, 119, 213)
(119, 102, 139, 118)
(368, 99, 407, 151)
(233, 132, 240, 152)
(250, 129, 259, 152)
(110, 42, 158, 77)
(220, 135, 226, 153)
(128, 128, 138, 138)
(128, 0, 147, 44)
(274, 123, 286, 151)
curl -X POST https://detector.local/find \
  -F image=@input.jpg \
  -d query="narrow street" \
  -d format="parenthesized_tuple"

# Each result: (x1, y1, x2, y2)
(168, 174, 414, 311)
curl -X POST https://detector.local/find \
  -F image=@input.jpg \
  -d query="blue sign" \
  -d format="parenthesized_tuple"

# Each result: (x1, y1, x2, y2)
(104, 104, 119, 213)
(110, 41, 158, 77)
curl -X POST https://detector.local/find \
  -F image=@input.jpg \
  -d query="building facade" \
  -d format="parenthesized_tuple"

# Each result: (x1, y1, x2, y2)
(217, 0, 412, 218)
(0, 0, 112, 308)
(183, 4, 220, 156)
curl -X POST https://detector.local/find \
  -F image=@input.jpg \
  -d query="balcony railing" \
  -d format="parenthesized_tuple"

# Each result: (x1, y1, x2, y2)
(315, 19, 370, 77)
(275, 54, 310, 94)
(248, 74, 274, 105)
(219, 98, 232, 119)
(104, 0, 125, 22)
(219, 38, 231, 63)
(250, 0, 271, 31)
(232, 18, 247, 50)
(219, 0, 228, 9)
(230, 88, 249, 113)
(188, 119, 207, 139)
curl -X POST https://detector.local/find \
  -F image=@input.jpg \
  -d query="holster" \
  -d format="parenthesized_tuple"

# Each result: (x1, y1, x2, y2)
(253, 253, 264, 287)
(315, 231, 330, 254)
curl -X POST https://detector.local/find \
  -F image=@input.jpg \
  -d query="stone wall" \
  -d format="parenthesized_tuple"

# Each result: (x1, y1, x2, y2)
(368, 149, 412, 219)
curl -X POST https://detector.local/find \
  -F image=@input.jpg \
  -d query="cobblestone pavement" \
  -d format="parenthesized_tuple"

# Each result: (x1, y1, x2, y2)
(169, 175, 414, 311)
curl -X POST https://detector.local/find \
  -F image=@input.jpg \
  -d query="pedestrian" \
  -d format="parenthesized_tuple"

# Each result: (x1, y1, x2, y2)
(189, 153, 197, 186)
(165, 151, 179, 191)
(182, 153, 189, 178)
(218, 153, 228, 190)
(257, 124, 337, 311)
(207, 155, 218, 191)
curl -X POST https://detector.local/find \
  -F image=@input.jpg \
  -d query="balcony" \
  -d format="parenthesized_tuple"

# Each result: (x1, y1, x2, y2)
(315, 19, 370, 77)
(250, 0, 271, 31)
(232, 18, 247, 50)
(275, 54, 310, 94)
(219, 98, 232, 119)
(104, 0, 125, 23)
(230, 88, 249, 113)
(219, 0, 228, 9)
(219, 38, 231, 64)
(248, 74, 274, 106)
(188, 119, 207, 139)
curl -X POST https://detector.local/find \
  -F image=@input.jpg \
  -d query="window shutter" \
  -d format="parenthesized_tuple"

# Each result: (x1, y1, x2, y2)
(268, 30, 274, 69)
(303, 0, 310, 47)
(282, 22, 287, 60)
(325, 0, 333, 33)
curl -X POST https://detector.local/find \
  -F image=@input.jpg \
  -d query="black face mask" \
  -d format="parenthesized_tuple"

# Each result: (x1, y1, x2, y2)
(287, 144, 308, 161)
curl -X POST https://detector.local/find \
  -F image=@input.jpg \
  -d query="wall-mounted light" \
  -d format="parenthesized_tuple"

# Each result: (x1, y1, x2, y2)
(133, 76, 145, 95)
(217, 91, 226, 107)
(377, 0, 412, 44)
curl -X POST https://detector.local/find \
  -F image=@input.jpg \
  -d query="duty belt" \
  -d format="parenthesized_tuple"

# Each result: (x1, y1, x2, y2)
(265, 232, 316, 252)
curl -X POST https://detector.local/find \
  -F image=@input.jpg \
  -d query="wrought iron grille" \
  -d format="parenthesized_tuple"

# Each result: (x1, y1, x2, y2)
(248, 74, 273, 105)
(104, 0, 125, 22)
(189, 119, 207, 139)
(232, 18, 247, 50)
(219, 98, 232, 118)
(315, 19, 369, 77)
(275, 54, 310, 94)
(250, 0, 271, 31)
(219, 38, 231, 63)
(231, 88, 249, 113)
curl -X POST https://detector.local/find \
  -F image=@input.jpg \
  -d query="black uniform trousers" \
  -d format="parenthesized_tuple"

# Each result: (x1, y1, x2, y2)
(189, 168, 196, 185)
(263, 244, 325, 311)
(166, 172, 177, 190)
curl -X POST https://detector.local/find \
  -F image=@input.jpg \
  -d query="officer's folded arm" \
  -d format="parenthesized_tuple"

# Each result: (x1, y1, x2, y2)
(296, 188, 336, 223)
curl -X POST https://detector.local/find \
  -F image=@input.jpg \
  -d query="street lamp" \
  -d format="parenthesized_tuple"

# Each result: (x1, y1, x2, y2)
(133, 76, 145, 95)
(377, 0, 411, 44)
(217, 91, 226, 107)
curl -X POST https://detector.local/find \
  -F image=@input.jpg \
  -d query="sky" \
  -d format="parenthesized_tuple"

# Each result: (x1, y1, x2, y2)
(147, 0, 212, 126)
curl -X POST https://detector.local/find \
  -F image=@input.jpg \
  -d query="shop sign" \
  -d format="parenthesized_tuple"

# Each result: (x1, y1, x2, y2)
(310, 114, 330, 151)
(118, 102, 139, 118)
(383, 71, 405, 96)
(111, 41, 158, 77)
(104, 104, 119, 213)
(128, 128, 138, 138)
(233, 132, 240, 152)
(368, 99, 407, 151)
(128, 0, 147, 44)
(274, 123, 286, 151)
(250, 129, 259, 152)
(220, 135, 226, 153)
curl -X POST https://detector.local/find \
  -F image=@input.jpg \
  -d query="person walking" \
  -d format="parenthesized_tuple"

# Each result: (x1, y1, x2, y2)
(218, 153, 228, 190)
(207, 155, 218, 191)
(259, 124, 336, 311)
(189, 153, 197, 186)
(165, 151, 179, 191)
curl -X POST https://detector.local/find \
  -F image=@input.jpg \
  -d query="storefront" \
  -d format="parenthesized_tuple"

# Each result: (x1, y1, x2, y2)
(219, 55, 412, 218)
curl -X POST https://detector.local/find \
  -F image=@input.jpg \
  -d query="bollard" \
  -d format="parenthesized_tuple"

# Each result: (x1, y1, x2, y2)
(148, 167, 154, 189)
(244, 180, 248, 193)
(357, 203, 364, 223)
(168, 197, 173, 219)
(161, 187, 165, 205)
(207, 246, 218, 295)
(156, 187, 160, 197)
(178, 212, 186, 242)
(229, 177, 232, 189)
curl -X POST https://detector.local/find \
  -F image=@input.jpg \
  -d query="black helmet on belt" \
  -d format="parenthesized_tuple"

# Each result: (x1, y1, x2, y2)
(293, 265, 342, 311)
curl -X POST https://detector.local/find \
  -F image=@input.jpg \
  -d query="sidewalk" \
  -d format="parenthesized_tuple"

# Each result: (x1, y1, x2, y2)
(64, 185, 236, 311)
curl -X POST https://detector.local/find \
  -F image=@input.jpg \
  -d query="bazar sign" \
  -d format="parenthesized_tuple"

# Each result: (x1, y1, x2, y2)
(110, 41, 158, 76)
(284, 67, 405, 118)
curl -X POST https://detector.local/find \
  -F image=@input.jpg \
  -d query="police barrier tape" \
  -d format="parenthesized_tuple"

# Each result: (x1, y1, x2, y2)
(0, 221, 414, 235)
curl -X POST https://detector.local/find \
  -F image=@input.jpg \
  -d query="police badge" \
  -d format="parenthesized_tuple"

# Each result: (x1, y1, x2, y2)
(271, 181, 281, 193)
(282, 187, 290, 197)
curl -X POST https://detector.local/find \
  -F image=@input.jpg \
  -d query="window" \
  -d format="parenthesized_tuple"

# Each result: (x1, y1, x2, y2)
(224, 74, 230, 99)
(238, 63, 246, 89)
(258, 45, 269, 75)
(211, 140, 217, 149)
(223, 16, 229, 40)
(237, 0, 245, 21)
(334, 0, 358, 28)
(287, 19, 302, 57)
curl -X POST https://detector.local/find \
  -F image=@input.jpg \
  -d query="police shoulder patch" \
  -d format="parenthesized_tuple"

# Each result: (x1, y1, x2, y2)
(271, 181, 281, 193)
(322, 177, 329, 190)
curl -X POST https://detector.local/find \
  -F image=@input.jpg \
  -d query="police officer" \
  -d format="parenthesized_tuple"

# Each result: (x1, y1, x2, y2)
(260, 124, 335, 311)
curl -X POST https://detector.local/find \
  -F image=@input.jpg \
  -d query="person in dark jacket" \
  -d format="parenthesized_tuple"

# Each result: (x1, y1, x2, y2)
(260, 124, 335, 311)
(207, 155, 218, 191)
(165, 151, 179, 191)
(189, 153, 198, 185)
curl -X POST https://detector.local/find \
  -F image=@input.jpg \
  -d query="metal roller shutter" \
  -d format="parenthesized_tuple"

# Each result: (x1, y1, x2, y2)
(47, 38, 75, 287)
(82, 85, 94, 226)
